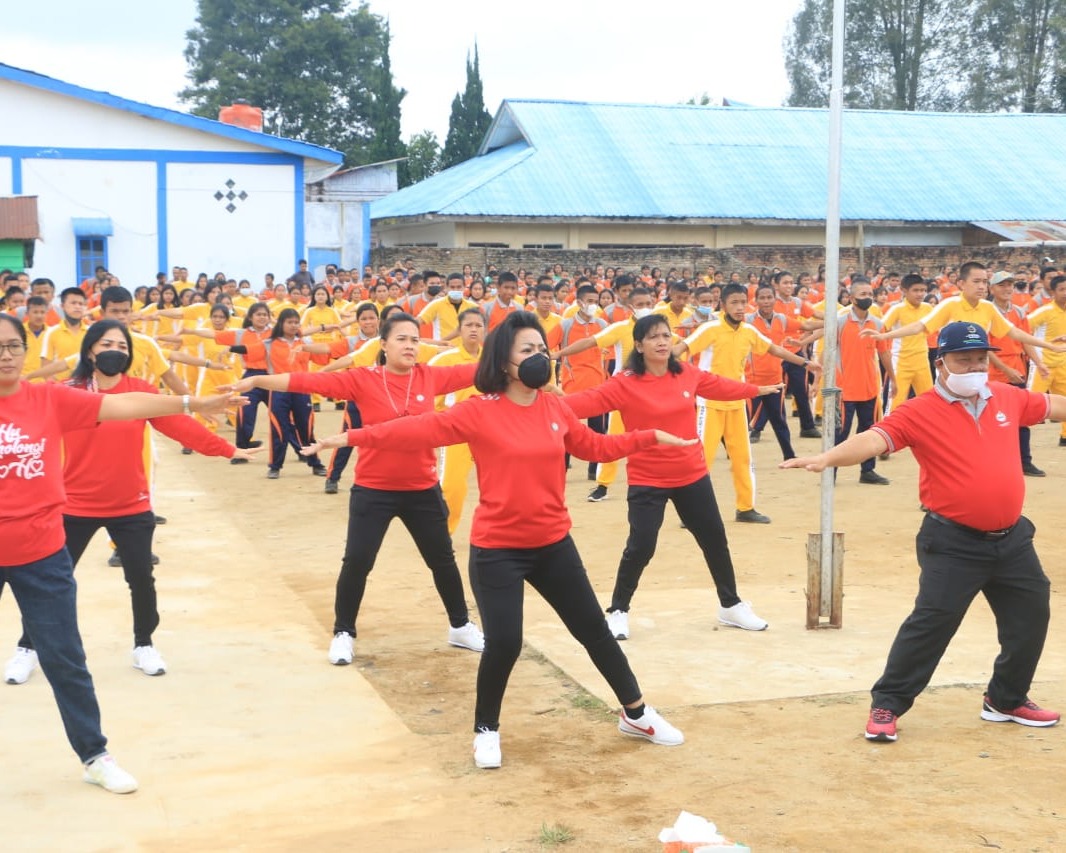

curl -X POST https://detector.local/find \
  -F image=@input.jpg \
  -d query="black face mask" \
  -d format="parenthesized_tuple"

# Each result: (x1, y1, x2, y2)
(853, 297, 873, 311)
(514, 353, 552, 389)
(94, 350, 128, 377)
(426, 285, 442, 297)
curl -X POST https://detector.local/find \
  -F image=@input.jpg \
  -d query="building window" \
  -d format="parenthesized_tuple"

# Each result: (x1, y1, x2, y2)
(396, 242, 439, 247)
(76, 237, 108, 281)
(522, 243, 563, 249)
(467, 242, 510, 249)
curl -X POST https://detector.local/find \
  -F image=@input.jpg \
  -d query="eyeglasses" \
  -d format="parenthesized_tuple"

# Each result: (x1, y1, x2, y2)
(0, 342, 27, 355)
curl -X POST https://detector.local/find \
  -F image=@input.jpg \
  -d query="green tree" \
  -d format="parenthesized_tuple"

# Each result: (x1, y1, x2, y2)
(961, 0, 1066, 111)
(182, 0, 403, 166)
(403, 130, 442, 186)
(365, 18, 408, 175)
(785, 0, 1066, 112)
(441, 43, 494, 169)
(784, 0, 967, 110)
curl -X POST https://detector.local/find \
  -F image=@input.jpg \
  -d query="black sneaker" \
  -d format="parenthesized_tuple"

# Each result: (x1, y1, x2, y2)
(1059, 437, 1066, 447)
(312, 403, 321, 412)
(181, 447, 193, 455)
(799, 428, 822, 439)
(153, 515, 167, 525)
(247, 440, 263, 449)
(230, 457, 249, 465)
(107, 552, 122, 568)
(735, 509, 771, 524)
(324, 480, 339, 494)
(267, 469, 280, 480)
(311, 466, 327, 477)
(859, 471, 890, 485)
(587, 485, 608, 502)
(1022, 462, 1046, 478)
(749, 430, 761, 443)
(334, 401, 345, 410)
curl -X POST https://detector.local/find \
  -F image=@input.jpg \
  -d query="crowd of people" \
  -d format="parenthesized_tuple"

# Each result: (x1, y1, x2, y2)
(1, 253, 1063, 785)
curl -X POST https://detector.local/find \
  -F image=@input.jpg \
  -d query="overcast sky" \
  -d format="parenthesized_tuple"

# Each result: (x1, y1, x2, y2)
(7, 0, 804, 140)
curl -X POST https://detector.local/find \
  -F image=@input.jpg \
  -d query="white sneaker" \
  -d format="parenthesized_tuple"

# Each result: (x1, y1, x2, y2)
(83, 754, 138, 794)
(329, 632, 353, 665)
(618, 705, 684, 746)
(4, 647, 38, 684)
(473, 728, 502, 768)
(131, 645, 166, 676)
(448, 621, 485, 652)
(718, 600, 768, 631)
(606, 610, 629, 640)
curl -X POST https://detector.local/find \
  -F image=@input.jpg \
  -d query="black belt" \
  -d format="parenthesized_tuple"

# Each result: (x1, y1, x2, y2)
(926, 511, 1015, 541)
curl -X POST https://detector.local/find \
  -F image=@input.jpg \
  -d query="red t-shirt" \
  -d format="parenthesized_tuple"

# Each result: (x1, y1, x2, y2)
(344, 391, 657, 549)
(872, 383, 1050, 531)
(562, 362, 758, 487)
(288, 363, 477, 490)
(62, 376, 234, 517)
(0, 381, 102, 566)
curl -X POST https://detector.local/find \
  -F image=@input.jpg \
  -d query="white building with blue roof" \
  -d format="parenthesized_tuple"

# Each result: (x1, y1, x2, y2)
(372, 99, 1066, 253)
(0, 63, 342, 285)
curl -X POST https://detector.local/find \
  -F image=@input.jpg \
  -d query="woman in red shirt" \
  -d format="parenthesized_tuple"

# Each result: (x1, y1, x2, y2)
(0, 314, 239, 794)
(302, 312, 692, 770)
(564, 313, 777, 639)
(5, 319, 253, 684)
(228, 312, 485, 665)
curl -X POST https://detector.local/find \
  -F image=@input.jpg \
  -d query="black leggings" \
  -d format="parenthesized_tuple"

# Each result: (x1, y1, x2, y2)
(611, 475, 741, 612)
(469, 535, 641, 731)
(20, 511, 158, 649)
(334, 485, 469, 636)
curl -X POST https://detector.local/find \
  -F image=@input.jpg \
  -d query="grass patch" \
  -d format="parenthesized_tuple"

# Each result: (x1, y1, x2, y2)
(539, 821, 575, 846)
(522, 644, 610, 715)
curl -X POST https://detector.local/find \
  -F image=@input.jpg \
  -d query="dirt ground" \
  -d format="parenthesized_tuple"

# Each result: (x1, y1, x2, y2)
(3, 408, 1065, 852)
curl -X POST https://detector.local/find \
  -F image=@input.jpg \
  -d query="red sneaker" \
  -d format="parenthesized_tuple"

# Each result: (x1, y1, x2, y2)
(981, 697, 1060, 728)
(865, 707, 898, 742)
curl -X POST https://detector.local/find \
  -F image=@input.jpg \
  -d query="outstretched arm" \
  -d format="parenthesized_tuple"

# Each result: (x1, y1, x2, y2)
(780, 429, 888, 473)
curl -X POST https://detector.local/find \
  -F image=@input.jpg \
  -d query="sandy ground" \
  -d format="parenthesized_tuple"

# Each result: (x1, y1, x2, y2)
(3, 408, 1065, 852)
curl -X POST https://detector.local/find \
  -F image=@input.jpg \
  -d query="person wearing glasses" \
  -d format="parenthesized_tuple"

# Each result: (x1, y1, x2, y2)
(0, 313, 239, 794)
(225, 311, 485, 665)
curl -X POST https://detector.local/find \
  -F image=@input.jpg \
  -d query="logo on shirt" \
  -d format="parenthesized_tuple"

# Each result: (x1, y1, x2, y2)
(995, 411, 1011, 427)
(0, 425, 47, 481)
(551, 422, 559, 431)
(682, 391, 691, 398)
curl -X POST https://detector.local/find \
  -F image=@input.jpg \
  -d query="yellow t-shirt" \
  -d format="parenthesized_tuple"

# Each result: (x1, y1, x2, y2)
(881, 301, 933, 366)
(921, 296, 1011, 338)
(427, 345, 482, 409)
(683, 317, 771, 411)
(594, 320, 636, 375)
(1027, 301, 1066, 369)
(418, 298, 479, 339)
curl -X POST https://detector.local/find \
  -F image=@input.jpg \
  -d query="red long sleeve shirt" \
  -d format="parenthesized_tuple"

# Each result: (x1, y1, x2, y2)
(563, 362, 759, 487)
(1, 381, 103, 566)
(345, 391, 657, 549)
(63, 376, 235, 517)
(288, 363, 478, 490)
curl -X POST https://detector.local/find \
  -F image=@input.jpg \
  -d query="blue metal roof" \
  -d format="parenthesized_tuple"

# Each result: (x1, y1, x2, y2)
(0, 63, 343, 166)
(372, 99, 1066, 222)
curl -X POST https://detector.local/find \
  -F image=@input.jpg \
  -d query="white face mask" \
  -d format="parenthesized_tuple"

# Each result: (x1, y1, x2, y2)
(943, 365, 989, 397)
(632, 307, 653, 320)
(448, 290, 463, 302)
(578, 303, 594, 317)
(239, 287, 252, 296)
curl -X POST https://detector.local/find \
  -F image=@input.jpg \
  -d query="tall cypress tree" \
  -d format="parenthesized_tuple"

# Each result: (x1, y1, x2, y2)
(441, 43, 494, 169)
(366, 18, 408, 171)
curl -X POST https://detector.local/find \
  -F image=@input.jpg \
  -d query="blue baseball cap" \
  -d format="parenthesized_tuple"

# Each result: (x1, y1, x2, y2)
(937, 321, 999, 356)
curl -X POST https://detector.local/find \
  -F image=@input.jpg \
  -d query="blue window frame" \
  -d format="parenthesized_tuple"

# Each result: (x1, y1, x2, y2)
(76, 237, 108, 282)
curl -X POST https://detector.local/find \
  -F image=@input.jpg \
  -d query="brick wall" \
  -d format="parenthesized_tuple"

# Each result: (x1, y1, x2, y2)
(372, 244, 1047, 279)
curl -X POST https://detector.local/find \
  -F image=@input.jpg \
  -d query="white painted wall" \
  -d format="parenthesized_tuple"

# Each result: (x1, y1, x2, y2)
(864, 227, 963, 247)
(1, 80, 267, 155)
(0, 158, 11, 195)
(21, 159, 157, 284)
(167, 162, 295, 280)
(306, 201, 367, 270)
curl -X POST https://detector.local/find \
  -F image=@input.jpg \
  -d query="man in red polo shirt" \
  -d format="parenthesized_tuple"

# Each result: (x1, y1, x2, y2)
(782, 322, 1064, 742)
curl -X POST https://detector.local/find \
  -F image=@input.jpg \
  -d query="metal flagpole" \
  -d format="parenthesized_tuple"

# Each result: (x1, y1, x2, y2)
(809, 0, 846, 628)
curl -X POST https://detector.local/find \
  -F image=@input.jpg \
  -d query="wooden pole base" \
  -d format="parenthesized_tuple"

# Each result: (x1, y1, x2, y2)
(807, 532, 844, 629)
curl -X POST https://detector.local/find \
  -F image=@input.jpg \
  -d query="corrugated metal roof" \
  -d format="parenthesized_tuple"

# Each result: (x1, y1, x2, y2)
(0, 196, 39, 240)
(371, 100, 1066, 222)
(972, 220, 1066, 242)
